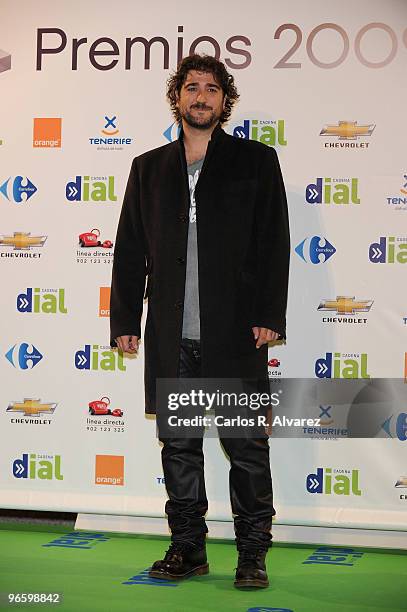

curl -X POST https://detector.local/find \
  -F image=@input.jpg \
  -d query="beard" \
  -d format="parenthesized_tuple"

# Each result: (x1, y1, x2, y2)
(181, 103, 221, 130)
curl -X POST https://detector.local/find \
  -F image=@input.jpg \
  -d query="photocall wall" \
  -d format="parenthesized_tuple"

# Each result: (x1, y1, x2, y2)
(1, 0, 406, 530)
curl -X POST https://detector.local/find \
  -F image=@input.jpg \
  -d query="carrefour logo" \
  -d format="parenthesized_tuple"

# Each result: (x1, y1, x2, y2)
(306, 467, 361, 496)
(75, 344, 126, 371)
(5, 343, 43, 370)
(163, 123, 181, 143)
(381, 413, 407, 441)
(295, 236, 336, 264)
(0, 176, 37, 203)
(369, 236, 407, 264)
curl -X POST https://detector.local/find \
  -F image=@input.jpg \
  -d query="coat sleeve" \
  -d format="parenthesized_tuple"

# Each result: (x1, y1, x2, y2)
(252, 146, 290, 338)
(110, 158, 147, 346)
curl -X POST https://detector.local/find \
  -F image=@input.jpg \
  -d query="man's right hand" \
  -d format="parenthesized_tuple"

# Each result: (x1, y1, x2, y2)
(115, 335, 140, 354)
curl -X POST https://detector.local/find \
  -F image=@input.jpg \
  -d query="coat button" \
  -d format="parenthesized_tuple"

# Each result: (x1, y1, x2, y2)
(178, 213, 188, 223)
(176, 257, 185, 264)
(174, 301, 183, 310)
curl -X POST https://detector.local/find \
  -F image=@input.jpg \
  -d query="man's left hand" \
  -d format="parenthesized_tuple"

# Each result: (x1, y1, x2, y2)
(252, 326, 279, 348)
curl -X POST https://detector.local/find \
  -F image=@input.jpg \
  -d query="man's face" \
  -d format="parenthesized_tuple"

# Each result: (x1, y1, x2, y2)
(176, 70, 226, 130)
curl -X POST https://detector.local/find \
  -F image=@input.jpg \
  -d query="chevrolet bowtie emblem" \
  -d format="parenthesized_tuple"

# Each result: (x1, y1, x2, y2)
(0, 232, 47, 249)
(320, 121, 375, 140)
(7, 398, 57, 416)
(395, 477, 407, 488)
(318, 297, 373, 315)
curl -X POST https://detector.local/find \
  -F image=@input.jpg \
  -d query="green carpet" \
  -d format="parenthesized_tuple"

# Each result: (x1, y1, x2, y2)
(0, 524, 405, 611)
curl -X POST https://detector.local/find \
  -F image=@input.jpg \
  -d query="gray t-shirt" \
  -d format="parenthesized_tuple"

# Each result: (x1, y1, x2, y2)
(182, 157, 204, 339)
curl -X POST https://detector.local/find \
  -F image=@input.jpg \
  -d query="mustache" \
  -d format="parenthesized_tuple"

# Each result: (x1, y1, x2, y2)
(191, 103, 213, 111)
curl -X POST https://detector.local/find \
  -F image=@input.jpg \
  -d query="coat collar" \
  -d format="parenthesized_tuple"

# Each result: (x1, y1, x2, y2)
(176, 122, 227, 179)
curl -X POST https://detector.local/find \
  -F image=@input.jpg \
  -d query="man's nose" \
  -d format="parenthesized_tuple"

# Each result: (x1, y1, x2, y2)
(196, 89, 207, 103)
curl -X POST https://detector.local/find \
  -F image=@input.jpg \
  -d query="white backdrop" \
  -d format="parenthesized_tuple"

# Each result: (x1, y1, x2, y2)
(1, 0, 406, 531)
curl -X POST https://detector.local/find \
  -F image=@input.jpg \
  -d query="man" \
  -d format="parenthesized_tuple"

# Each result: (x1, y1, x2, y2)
(110, 54, 290, 589)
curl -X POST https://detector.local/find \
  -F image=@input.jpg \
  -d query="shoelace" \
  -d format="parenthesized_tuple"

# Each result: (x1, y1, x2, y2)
(236, 547, 267, 568)
(164, 541, 194, 560)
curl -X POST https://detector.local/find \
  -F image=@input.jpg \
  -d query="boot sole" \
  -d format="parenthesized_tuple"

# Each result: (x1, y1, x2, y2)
(149, 563, 209, 581)
(234, 578, 269, 589)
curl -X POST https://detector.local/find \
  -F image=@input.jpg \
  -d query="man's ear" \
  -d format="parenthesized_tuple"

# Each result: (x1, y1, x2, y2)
(223, 95, 227, 110)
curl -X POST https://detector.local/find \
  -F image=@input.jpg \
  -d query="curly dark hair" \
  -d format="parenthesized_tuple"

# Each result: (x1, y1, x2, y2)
(166, 54, 239, 125)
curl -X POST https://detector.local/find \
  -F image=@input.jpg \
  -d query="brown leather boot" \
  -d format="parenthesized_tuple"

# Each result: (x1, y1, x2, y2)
(149, 541, 209, 580)
(234, 546, 269, 588)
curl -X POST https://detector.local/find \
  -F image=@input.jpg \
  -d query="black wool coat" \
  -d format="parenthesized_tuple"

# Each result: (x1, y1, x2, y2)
(110, 124, 290, 414)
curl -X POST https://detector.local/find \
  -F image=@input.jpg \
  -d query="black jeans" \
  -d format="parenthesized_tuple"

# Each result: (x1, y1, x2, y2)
(159, 338, 275, 550)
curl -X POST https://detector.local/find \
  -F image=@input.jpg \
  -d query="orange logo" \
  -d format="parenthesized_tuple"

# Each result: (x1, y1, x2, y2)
(33, 118, 62, 148)
(95, 455, 124, 486)
(99, 287, 110, 317)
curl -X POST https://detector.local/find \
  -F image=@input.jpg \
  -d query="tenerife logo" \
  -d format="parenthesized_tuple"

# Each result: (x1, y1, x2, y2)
(7, 398, 57, 417)
(306, 467, 361, 496)
(231, 118, 287, 147)
(369, 236, 407, 264)
(66, 176, 117, 202)
(305, 406, 348, 439)
(320, 405, 333, 426)
(0, 49, 11, 73)
(163, 122, 181, 143)
(5, 343, 43, 369)
(306, 178, 360, 205)
(75, 344, 126, 371)
(33, 118, 62, 148)
(386, 174, 407, 210)
(318, 296, 373, 325)
(381, 413, 407, 441)
(0, 176, 37, 203)
(95, 454, 124, 486)
(320, 120, 375, 149)
(89, 115, 133, 149)
(295, 236, 336, 264)
(17, 288, 67, 314)
(13, 453, 63, 480)
(315, 352, 370, 379)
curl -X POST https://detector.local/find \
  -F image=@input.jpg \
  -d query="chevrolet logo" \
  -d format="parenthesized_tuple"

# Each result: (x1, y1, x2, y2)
(7, 398, 57, 416)
(318, 296, 373, 315)
(0, 232, 47, 249)
(395, 477, 407, 488)
(320, 121, 375, 140)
